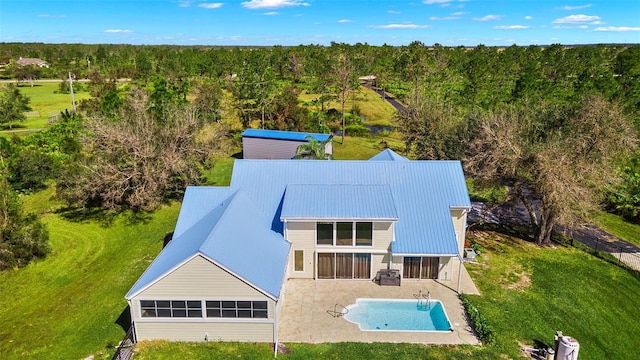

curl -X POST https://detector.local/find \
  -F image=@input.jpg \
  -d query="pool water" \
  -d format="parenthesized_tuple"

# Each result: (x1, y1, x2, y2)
(343, 298, 453, 332)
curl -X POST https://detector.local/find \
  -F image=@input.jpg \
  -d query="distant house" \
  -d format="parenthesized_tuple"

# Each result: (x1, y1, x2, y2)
(125, 149, 472, 343)
(16, 57, 50, 68)
(242, 129, 333, 159)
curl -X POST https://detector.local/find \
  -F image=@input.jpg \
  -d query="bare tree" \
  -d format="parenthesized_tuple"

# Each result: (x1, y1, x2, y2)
(58, 89, 227, 211)
(332, 53, 354, 144)
(465, 96, 637, 245)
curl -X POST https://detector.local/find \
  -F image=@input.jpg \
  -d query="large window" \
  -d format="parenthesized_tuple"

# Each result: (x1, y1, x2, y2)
(317, 253, 371, 279)
(403, 257, 439, 279)
(316, 222, 373, 246)
(140, 300, 202, 318)
(316, 222, 333, 245)
(206, 301, 268, 318)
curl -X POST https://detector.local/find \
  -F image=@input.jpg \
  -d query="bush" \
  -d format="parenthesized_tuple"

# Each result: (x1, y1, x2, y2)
(460, 293, 495, 344)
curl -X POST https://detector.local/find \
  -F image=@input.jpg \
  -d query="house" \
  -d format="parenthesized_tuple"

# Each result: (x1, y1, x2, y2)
(125, 149, 471, 343)
(242, 129, 333, 159)
(16, 57, 50, 68)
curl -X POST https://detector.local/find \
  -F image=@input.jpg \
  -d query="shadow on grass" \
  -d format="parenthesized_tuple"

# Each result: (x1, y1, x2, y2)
(56, 206, 153, 227)
(231, 151, 243, 159)
(115, 305, 132, 333)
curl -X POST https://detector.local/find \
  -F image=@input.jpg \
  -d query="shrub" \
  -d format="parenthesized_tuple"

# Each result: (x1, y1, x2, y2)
(459, 293, 495, 344)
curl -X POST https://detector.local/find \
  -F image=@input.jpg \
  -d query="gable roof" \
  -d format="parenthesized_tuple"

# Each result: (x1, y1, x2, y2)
(369, 148, 409, 162)
(242, 129, 332, 142)
(126, 188, 290, 300)
(230, 159, 470, 255)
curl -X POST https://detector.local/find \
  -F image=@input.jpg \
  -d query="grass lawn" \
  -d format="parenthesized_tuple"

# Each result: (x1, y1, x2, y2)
(132, 231, 640, 359)
(1, 81, 91, 136)
(592, 212, 640, 247)
(0, 187, 179, 360)
(332, 134, 406, 160)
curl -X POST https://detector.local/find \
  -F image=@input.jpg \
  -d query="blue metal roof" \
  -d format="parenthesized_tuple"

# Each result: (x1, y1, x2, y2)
(281, 184, 398, 220)
(127, 150, 471, 302)
(230, 159, 470, 255)
(242, 129, 332, 142)
(126, 188, 290, 300)
(369, 149, 409, 162)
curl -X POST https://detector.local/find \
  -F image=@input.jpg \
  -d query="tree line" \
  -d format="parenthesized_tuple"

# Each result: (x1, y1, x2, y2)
(0, 42, 639, 268)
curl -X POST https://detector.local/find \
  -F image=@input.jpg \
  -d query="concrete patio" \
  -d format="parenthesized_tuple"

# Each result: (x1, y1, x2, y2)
(277, 260, 481, 345)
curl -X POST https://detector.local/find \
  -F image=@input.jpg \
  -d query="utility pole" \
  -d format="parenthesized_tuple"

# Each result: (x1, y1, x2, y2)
(68, 72, 76, 112)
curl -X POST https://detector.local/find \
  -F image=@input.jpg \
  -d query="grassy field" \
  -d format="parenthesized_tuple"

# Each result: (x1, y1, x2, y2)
(0, 187, 179, 360)
(299, 87, 398, 127)
(1, 81, 91, 135)
(592, 212, 640, 247)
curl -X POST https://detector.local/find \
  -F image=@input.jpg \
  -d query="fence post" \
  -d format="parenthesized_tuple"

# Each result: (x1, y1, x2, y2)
(594, 238, 599, 253)
(618, 247, 622, 265)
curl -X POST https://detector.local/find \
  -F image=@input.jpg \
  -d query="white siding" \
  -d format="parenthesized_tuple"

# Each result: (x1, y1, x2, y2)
(131, 255, 276, 342)
(135, 322, 274, 342)
(285, 221, 394, 280)
(450, 209, 468, 255)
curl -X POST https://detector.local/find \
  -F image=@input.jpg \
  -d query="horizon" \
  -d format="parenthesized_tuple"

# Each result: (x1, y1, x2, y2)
(1, 0, 639, 47)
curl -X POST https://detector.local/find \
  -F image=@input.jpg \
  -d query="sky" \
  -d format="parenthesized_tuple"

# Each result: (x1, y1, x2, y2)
(1, 0, 639, 46)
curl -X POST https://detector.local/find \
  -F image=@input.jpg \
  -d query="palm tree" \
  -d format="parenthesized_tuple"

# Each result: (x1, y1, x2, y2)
(294, 136, 332, 160)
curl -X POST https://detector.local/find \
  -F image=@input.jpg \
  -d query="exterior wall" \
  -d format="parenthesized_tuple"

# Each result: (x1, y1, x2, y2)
(285, 220, 394, 280)
(242, 137, 306, 159)
(131, 255, 276, 342)
(450, 209, 468, 255)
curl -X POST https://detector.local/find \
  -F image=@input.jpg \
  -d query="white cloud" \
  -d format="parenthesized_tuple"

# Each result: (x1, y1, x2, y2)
(370, 23, 429, 29)
(553, 25, 588, 29)
(263, 11, 278, 15)
(338, 19, 352, 23)
(561, 4, 592, 11)
(39, 14, 66, 18)
(451, 11, 467, 16)
(387, 10, 401, 14)
(178, 1, 191, 7)
(199, 3, 224, 9)
(594, 26, 640, 32)
(423, 0, 452, 4)
(230, 35, 242, 40)
(553, 14, 600, 24)
(473, 14, 502, 21)
(524, 15, 533, 20)
(430, 16, 461, 20)
(494, 25, 529, 30)
(241, 0, 309, 9)
(104, 29, 133, 33)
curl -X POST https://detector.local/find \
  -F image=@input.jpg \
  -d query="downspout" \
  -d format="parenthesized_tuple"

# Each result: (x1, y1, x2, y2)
(456, 254, 463, 294)
(273, 301, 278, 358)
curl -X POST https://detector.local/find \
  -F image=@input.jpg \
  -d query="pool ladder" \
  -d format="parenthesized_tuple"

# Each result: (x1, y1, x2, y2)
(417, 290, 431, 310)
(327, 303, 349, 318)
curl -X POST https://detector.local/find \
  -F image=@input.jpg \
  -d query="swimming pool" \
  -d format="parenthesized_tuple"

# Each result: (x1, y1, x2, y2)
(343, 298, 453, 332)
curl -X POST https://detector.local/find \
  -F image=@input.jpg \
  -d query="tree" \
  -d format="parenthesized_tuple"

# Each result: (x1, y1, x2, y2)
(0, 84, 31, 128)
(0, 171, 50, 270)
(57, 88, 227, 211)
(332, 53, 355, 144)
(13, 64, 41, 87)
(465, 96, 637, 245)
(294, 136, 332, 160)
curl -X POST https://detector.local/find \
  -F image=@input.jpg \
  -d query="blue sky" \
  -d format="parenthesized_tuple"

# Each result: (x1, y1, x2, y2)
(1, 0, 639, 46)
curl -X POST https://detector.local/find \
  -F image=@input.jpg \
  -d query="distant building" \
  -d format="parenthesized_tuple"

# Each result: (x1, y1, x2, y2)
(16, 57, 50, 68)
(242, 129, 333, 159)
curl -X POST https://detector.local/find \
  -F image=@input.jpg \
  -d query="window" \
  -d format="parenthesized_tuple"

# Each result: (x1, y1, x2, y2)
(140, 300, 202, 318)
(206, 300, 268, 318)
(317, 253, 371, 279)
(294, 250, 304, 272)
(316, 222, 333, 245)
(403, 257, 439, 279)
(316, 222, 373, 246)
(336, 222, 353, 246)
(355, 222, 373, 246)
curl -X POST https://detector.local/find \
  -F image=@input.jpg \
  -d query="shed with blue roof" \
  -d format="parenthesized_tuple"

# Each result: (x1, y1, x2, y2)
(125, 149, 471, 344)
(242, 129, 333, 159)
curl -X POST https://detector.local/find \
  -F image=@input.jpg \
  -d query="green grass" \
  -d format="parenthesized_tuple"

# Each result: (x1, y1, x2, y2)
(202, 157, 235, 186)
(299, 87, 398, 127)
(1, 81, 91, 135)
(0, 186, 179, 360)
(332, 135, 406, 160)
(592, 212, 640, 247)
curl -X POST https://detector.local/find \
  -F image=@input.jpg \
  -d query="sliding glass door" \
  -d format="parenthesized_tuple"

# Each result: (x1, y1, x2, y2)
(317, 253, 371, 279)
(403, 256, 439, 279)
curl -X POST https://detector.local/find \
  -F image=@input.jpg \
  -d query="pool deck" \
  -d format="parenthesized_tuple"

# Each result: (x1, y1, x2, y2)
(277, 260, 481, 345)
